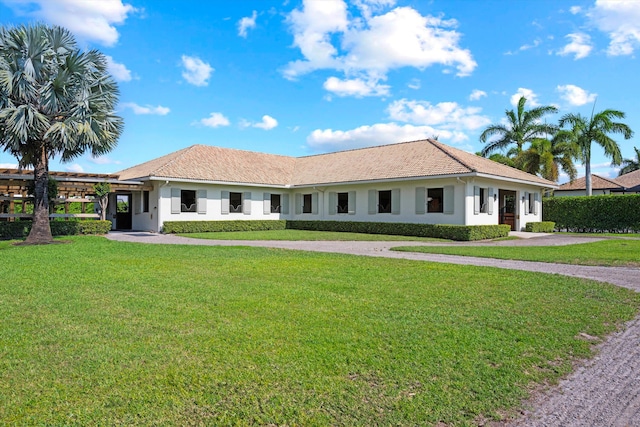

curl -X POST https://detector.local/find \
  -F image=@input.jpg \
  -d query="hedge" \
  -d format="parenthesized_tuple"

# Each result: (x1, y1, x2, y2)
(0, 220, 112, 240)
(162, 219, 510, 241)
(162, 220, 287, 234)
(525, 221, 555, 233)
(544, 194, 640, 233)
(286, 220, 510, 241)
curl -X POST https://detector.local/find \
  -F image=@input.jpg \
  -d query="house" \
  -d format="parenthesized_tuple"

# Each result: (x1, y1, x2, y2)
(554, 170, 640, 196)
(112, 139, 556, 232)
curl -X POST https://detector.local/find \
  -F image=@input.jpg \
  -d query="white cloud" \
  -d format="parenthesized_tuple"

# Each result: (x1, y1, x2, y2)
(557, 33, 593, 59)
(253, 115, 278, 130)
(557, 84, 597, 106)
(200, 112, 230, 128)
(323, 76, 390, 97)
(105, 56, 132, 82)
(88, 156, 121, 165)
(5, 0, 136, 46)
(285, 1, 476, 96)
(519, 38, 541, 51)
(569, 6, 582, 14)
(469, 89, 487, 101)
(121, 102, 170, 115)
(407, 79, 421, 90)
(0, 162, 18, 169)
(588, 0, 640, 56)
(306, 122, 467, 152)
(510, 88, 540, 107)
(66, 163, 84, 173)
(181, 55, 214, 86)
(238, 10, 257, 38)
(387, 99, 490, 131)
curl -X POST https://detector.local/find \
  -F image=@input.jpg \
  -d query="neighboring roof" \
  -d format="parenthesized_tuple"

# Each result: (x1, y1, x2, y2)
(556, 174, 624, 191)
(117, 145, 296, 186)
(116, 139, 556, 188)
(615, 169, 640, 190)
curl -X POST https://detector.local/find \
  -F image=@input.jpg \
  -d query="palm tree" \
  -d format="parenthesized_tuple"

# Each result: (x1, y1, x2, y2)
(479, 96, 558, 158)
(518, 132, 579, 182)
(619, 146, 640, 176)
(0, 24, 123, 243)
(559, 109, 633, 195)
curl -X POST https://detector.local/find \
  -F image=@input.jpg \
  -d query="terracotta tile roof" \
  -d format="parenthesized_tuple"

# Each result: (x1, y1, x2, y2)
(116, 139, 556, 188)
(556, 174, 624, 191)
(615, 169, 640, 189)
(117, 145, 295, 186)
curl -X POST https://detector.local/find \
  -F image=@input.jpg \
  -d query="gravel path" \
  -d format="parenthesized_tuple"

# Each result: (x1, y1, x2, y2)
(106, 232, 640, 426)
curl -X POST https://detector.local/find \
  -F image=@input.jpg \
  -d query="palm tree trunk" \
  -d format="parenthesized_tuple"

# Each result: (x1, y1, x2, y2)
(24, 143, 53, 244)
(585, 152, 592, 196)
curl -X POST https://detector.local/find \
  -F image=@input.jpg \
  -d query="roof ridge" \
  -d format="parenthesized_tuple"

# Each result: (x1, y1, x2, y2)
(154, 145, 201, 175)
(427, 139, 475, 172)
(116, 144, 196, 176)
(296, 138, 432, 159)
(596, 174, 625, 187)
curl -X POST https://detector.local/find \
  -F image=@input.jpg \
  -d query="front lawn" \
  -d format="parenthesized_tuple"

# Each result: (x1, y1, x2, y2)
(393, 239, 640, 267)
(178, 229, 448, 241)
(1, 237, 638, 425)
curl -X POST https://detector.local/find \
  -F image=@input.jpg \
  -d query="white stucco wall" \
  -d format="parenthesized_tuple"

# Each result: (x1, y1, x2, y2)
(139, 176, 548, 232)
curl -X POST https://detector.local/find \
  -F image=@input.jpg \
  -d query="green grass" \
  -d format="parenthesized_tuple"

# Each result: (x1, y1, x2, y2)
(178, 229, 449, 241)
(1, 237, 638, 425)
(393, 239, 640, 267)
(557, 232, 640, 238)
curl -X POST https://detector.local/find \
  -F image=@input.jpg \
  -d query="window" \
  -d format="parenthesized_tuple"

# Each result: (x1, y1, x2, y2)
(525, 192, 538, 215)
(303, 194, 312, 213)
(229, 192, 242, 213)
(337, 192, 349, 213)
(479, 188, 487, 213)
(378, 190, 391, 213)
(427, 188, 443, 213)
(270, 194, 281, 213)
(181, 190, 196, 212)
(474, 186, 494, 215)
(142, 191, 149, 213)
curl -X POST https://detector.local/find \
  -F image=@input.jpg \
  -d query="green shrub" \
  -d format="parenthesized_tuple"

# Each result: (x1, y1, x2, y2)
(544, 194, 640, 233)
(286, 221, 510, 241)
(0, 220, 112, 240)
(525, 221, 555, 233)
(162, 220, 287, 234)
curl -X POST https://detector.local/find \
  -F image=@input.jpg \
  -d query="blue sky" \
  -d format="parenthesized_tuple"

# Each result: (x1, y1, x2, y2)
(1, 0, 639, 182)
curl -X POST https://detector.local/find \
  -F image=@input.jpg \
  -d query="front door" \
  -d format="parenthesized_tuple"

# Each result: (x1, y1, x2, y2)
(115, 194, 132, 230)
(499, 190, 516, 231)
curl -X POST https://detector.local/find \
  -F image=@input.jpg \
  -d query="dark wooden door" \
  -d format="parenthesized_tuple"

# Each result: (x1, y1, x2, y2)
(499, 190, 516, 231)
(115, 194, 132, 230)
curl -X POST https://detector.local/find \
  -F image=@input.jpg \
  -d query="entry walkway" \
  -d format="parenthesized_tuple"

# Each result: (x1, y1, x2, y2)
(105, 231, 640, 426)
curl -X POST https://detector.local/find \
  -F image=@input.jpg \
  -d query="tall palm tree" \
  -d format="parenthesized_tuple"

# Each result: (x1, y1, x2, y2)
(0, 24, 123, 243)
(518, 132, 579, 182)
(479, 96, 558, 158)
(619, 146, 640, 176)
(559, 109, 633, 196)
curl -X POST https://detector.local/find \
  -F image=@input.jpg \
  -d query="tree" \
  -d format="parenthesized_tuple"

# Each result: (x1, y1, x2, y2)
(559, 109, 633, 195)
(619, 146, 640, 176)
(479, 96, 558, 158)
(0, 24, 123, 243)
(93, 181, 111, 221)
(519, 132, 579, 182)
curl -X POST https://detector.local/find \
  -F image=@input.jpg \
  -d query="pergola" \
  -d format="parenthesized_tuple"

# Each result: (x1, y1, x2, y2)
(0, 169, 150, 221)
